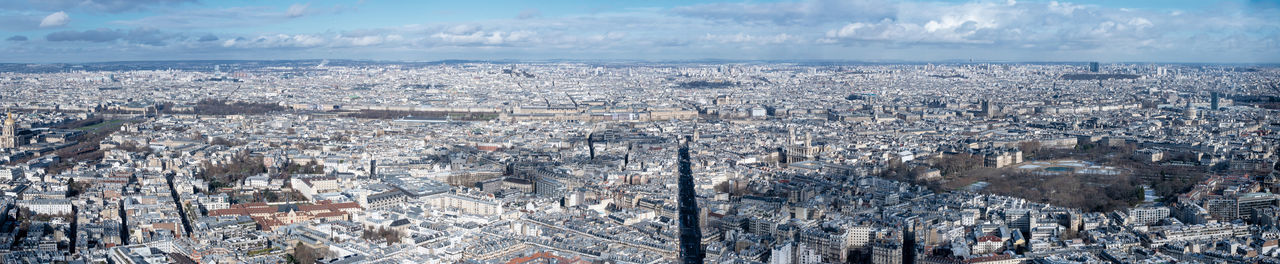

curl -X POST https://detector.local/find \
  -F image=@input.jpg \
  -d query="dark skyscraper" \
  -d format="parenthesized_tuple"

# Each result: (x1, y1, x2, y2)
(678, 136, 704, 264)
(1211, 92, 1220, 110)
(1089, 62, 1100, 72)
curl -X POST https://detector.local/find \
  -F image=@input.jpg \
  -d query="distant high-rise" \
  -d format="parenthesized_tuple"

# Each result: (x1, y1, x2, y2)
(1089, 62, 1100, 73)
(677, 136, 704, 264)
(1211, 92, 1220, 110)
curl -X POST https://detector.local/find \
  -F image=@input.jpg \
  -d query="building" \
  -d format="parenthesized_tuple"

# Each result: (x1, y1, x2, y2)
(208, 200, 360, 231)
(871, 242, 903, 264)
(198, 193, 230, 212)
(1, 113, 20, 149)
(290, 176, 340, 201)
(534, 176, 565, 197)
(427, 190, 503, 216)
(980, 100, 997, 117)
(1149, 223, 1250, 246)
(1126, 206, 1170, 226)
(846, 226, 873, 250)
(1134, 148, 1164, 163)
(16, 198, 72, 215)
(1184, 101, 1197, 120)
(769, 242, 794, 264)
(1237, 193, 1280, 222)
(982, 149, 1023, 168)
(1089, 62, 1100, 72)
(1209, 91, 1222, 111)
(366, 189, 408, 210)
(796, 243, 823, 264)
(1204, 193, 1280, 222)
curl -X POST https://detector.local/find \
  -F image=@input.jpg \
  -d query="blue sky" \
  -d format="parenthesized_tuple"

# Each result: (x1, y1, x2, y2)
(0, 0, 1276, 63)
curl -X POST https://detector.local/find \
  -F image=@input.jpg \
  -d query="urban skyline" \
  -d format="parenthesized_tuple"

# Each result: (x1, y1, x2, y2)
(0, 1, 1278, 264)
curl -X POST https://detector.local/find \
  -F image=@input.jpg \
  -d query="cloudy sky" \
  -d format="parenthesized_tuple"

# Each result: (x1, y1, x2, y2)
(0, 0, 1276, 63)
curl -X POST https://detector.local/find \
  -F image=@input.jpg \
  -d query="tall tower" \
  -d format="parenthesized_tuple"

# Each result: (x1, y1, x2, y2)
(804, 132, 812, 149)
(787, 126, 796, 145)
(677, 136, 704, 264)
(981, 100, 996, 117)
(1184, 101, 1197, 120)
(1211, 92, 1220, 111)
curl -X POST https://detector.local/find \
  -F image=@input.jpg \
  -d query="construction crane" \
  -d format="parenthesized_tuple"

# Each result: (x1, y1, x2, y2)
(223, 85, 243, 102)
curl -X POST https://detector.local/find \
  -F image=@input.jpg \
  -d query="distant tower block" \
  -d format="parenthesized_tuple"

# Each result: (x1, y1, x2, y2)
(1208, 91, 1218, 110)
(1089, 62, 1100, 73)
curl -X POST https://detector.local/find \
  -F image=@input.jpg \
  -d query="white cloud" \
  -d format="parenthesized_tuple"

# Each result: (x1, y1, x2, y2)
(704, 33, 796, 44)
(334, 34, 404, 47)
(286, 3, 309, 18)
(112, 4, 331, 29)
(40, 11, 70, 28)
(671, 0, 896, 25)
(517, 8, 541, 20)
(220, 34, 326, 48)
(817, 0, 1227, 50)
(7, 0, 1278, 62)
(1047, 1, 1084, 16)
(446, 24, 481, 35)
(429, 30, 537, 46)
(589, 32, 626, 42)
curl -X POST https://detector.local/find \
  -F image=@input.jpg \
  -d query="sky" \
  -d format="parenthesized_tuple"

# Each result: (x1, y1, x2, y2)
(0, 0, 1277, 63)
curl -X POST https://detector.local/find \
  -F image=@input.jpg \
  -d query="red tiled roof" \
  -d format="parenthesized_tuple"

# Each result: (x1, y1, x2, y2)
(506, 252, 590, 264)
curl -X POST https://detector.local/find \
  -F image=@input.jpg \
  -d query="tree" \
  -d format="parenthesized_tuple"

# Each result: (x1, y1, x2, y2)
(210, 137, 241, 147)
(291, 242, 326, 264)
(359, 227, 402, 246)
(284, 161, 324, 175)
(381, 228, 401, 245)
(66, 178, 87, 198)
(116, 141, 151, 153)
(1018, 141, 1042, 160)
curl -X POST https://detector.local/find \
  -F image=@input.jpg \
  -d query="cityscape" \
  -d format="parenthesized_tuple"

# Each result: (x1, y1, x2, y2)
(0, 1, 1278, 264)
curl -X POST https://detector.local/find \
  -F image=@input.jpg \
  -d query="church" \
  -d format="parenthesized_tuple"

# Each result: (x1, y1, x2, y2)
(0, 113, 29, 149)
